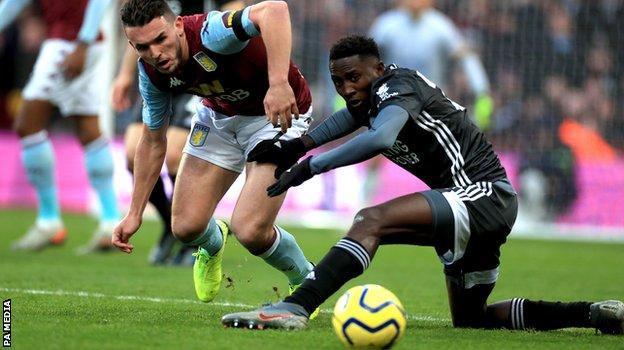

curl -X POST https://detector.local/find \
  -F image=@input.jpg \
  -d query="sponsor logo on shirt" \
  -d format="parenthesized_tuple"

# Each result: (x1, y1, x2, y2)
(376, 83, 398, 102)
(169, 77, 185, 88)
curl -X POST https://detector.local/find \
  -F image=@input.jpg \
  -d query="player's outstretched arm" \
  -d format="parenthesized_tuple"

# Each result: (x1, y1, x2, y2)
(266, 105, 409, 197)
(113, 124, 167, 253)
(248, 1, 297, 133)
(248, 107, 360, 177)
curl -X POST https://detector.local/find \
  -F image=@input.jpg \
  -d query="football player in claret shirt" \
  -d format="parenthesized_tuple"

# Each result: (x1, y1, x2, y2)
(0, 0, 120, 253)
(221, 35, 624, 335)
(113, 0, 318, 316)
(111, 0, 245, 266)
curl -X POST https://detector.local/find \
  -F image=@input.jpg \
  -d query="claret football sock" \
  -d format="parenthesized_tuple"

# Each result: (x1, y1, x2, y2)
(84, 137, 120, 222)
(21, 131, 61, 223)
(285, 237, 370, 315)
(259, 226, 314, 286)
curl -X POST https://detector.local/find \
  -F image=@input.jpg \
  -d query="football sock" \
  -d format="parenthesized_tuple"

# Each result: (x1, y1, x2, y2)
(149, 175, 172, 236)
(21, 131, 61, 224)
(187, 218, 223, 256)
(84, 137, 120, 223)
(259, 226, 314, 286)
(285, 237, 370, 315)
(508, 298, 591, 330)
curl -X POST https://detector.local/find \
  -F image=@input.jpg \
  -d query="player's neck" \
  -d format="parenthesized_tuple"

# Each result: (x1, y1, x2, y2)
(179, 34, 190, 68)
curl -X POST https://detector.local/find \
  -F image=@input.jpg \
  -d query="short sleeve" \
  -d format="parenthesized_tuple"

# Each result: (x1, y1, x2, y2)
(138, 62, 172, 129)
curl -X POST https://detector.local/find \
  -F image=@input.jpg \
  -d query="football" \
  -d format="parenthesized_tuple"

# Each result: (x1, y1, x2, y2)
(332, 284, 407, 349)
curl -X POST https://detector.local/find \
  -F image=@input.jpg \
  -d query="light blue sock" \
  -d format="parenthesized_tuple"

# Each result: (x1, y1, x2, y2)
(260, 226, 314, 285)
(188, 218, 223, 256)
(84, 137, 120, 223)
(21, 131, 61, 223)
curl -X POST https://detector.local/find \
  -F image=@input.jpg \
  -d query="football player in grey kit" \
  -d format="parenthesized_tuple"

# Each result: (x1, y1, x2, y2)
(221, 35, 624, 335)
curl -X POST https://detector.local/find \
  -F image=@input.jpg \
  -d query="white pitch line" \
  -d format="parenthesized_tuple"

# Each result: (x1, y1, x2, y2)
(0, 287, 449, 323)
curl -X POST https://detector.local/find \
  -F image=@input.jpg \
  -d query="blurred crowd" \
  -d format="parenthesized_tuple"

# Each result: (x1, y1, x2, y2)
(1, 0, 623, 218)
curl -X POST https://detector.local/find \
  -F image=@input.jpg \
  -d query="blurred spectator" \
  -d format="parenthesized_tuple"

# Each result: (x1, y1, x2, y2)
(369, 0, 494, 129)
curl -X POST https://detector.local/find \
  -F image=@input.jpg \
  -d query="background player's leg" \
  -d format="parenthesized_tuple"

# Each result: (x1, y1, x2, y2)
(12, 100, 66, 250)
(125, 122, 175, 263)
(230, 161, 314, 287)
(165, 126, 196, 265)
(72, 115, 120, 253)
(285, 193, 435, 315)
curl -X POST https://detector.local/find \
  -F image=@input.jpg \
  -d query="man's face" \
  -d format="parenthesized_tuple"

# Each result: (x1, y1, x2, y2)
(330, 55, 384, 114)
(124, 16, 185, 74)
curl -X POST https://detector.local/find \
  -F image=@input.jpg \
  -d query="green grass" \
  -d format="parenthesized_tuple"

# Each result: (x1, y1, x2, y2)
(0, 209, 622, 349)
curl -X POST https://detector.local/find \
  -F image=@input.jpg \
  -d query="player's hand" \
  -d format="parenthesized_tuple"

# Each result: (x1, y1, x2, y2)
(111, 72, 134, 112)
(112, 214, 142, 254)
(474, 93, 494, 130)
(248, 138, 306, 178)
(264, 81, 299, 133)
(267, 156, 314, 197)
(61, 42, 88, 80)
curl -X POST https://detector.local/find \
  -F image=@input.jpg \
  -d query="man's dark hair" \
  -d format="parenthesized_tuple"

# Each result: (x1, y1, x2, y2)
(120, 0, 176, 27)
(329, 35, 381, 61)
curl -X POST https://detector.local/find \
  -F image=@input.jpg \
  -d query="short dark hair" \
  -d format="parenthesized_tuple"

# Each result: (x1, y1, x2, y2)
(120, 0, 176, 27)
(329, 35, 381, 61)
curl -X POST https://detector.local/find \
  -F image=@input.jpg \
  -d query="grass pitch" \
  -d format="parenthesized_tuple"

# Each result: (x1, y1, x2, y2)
(0, 209, 622, 349)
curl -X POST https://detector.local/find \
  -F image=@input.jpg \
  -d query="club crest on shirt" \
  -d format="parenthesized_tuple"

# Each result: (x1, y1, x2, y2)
(190, 123, 210, 147)
(194, 52, 217, 72)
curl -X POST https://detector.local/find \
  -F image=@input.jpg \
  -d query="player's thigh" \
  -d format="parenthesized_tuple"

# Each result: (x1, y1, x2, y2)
(165, 126, 189, 175)
(172, 153, 239, 236)
(123, 123, 143, 169)
(230, 161, 286, 240)
(70, 115, 102, 145)
(349, 193, 435, 246)
(13, 99, 56, 137)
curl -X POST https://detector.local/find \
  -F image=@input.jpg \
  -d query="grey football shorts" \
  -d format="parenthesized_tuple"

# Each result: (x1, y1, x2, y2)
(422, 179, 518, 289)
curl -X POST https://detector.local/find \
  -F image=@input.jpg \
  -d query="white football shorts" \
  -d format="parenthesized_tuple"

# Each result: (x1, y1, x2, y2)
(22, 39, 104, 116)
(183, 104, 313, 173)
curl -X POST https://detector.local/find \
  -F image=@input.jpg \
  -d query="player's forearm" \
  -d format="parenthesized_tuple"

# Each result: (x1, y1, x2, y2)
(251, 1, 292, 85)
(77, 0, 112, 44)
(119, 43, 139, 77)
(306, 108, 360, 148)
(460, 53, 490, 95)
(309, 105, 409, 174)
(127, 127, 167, 218)
(0, 0, 31, 33)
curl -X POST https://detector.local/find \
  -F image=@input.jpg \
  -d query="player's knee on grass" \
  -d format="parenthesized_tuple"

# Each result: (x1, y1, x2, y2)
(445, 271, 495, 329)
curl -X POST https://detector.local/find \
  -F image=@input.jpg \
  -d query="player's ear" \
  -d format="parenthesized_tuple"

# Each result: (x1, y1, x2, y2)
(174, 16, 184, 36)
(374, 60, 385, 75)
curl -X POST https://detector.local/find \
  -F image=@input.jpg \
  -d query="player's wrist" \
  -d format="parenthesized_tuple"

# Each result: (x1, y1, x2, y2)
(299, 135, 316, 151)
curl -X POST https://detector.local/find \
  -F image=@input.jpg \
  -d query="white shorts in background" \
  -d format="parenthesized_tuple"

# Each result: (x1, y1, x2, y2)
(183, 105, 313, 173)
(22, 39, 104, 116)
